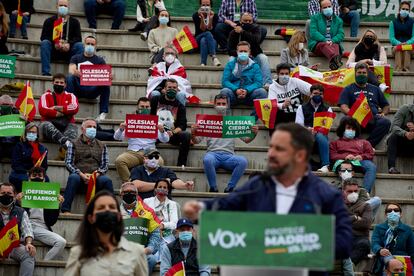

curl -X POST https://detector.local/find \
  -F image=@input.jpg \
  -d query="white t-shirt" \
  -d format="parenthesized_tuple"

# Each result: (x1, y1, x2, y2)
(268, 78, 312, 113)
(272, 176, 301, 214)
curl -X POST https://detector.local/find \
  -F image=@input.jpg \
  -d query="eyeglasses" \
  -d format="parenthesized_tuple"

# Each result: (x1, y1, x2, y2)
(340, 169, 353, 173)
(147, 154, 160, 160)
(385, 208, 401, 213)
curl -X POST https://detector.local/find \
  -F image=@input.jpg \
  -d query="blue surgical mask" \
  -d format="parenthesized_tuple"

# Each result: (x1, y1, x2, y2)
(400, 10, 410, 18)
(278, 75, 290, 85)
(322, 7, 333, 17)
(344, 129, 355, 139)
(85, 127, 96, 139)
(312, 95, 323, 104)
(85, 45, 95, 55)
(58, 6, 68, 16)
(387, 211, 401, 224)
(179, 231, 193, 242)
(26, 133, 37, 142)
(237, 52, 249, 61)
(159, 16, 169, 25)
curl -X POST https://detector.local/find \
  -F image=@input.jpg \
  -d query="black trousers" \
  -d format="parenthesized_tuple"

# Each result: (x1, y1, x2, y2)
(387, 132, 414, 168)
(169, 131, 191, 166)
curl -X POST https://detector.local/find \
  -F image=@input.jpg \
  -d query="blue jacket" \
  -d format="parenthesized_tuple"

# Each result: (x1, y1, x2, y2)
(221, 58, 263, 93)
(11, 141, 48, 173)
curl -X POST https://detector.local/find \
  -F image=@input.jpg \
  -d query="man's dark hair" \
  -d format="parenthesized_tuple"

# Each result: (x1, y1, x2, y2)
(336, 116, 361, 138)
(237, 41, 251, 49)
(276, 63, 291, 74)
(385, 203, 402, 213)
(276, 123, 314, 160)
(28, 166, 45, 176)
(355, 62, 369, 72)
(84, 35, 97, 43)
(342, 178, 359, 189)
(199, 0, 213, 7)
(310, 84, 324, 94)
(0, 182, 16, 193)
(337, 160, 354, 173)
(164, 78, 178, 87)
(214, 94, 228, 104)
(52, 73, 66, 82)
(400, 1, 411, 9)
(137, 97, 150, 105)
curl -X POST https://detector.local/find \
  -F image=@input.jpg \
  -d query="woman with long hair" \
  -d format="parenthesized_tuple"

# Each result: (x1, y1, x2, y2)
(0, 2, 9, 54)
(280, 31, 310, 68)
(64, 190, 148, 275)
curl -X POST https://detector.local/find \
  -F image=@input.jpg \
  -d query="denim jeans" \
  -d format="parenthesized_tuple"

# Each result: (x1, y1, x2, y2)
(9, 244, 35, 276)
(40, 40, 84, 75)
(66, 74, 110, 113)
(62, 173, 113, 212)
(84, 0, 126, 29)
(340, 10, 360, 37)
(314, 133, 330, 167)
(220, 87, 267, 118)
(147, 254, 158, 275)
(342, 257, 355, 276)
(254, 54, 272, 85)
(33, 224, 67, 260)
(196, 31, 217, 65)
(150, 90, 187, 106)
(203, 151, 248, 189)
(9, 14, 29, 37)
(360, 160, 376, 193)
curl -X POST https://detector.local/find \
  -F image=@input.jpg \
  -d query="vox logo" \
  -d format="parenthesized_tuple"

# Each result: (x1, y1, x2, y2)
(208, 229, 247, 249)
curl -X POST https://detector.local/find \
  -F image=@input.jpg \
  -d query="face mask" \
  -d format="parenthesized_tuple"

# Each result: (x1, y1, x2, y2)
(346, 192, 359, 203)
(155, 188, 168, 196)
(85, 127, 96, 139)
(84, 45, 95, 55)
(387, 211, 401, 224)
(363, 37, 375, 46)
(298, 42, 304, 51)
(166, 89, 177, 100)
(164, 54, 175, 64)
(0, 194, 14, 207)
(95, 211, 119, 233)
(30, 177, 44, 182)
(355, 74, 368, 85)
(340, 170, 353, 181)
(0, 105, 12, 115)
(400, 10, 409, 18)
(53, 84, 65, 94)
(344, 129, 355, 139)
(122, 192, 137, 205)
(145, 158, 159, 169)
(237, 52, 249, 61)
(179, 231, 193, 242)
(58, 6, 68, 16)
(312, 95, 323, 104)
(136, 108, 150, 115)
(159, 16, 169, 25)
(215, 106, 227, 114)
(278, 75, 290, 85)
(26, 133, 37, 142)
(322, 7, 333, 17)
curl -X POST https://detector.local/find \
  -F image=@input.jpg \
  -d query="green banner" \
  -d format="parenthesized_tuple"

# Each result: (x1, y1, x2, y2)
(222, 116, 255, 138)
(21, 182, 60, 209)
(0, 55, 16, 78)
(0, 114, 25, 137)
(199, 211, 335, 270)
(123, 218, 149, 245)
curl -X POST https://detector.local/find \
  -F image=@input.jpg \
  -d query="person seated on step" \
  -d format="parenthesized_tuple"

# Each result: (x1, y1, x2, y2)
(268, 63, 311, 128)
(0, 182, 36, 275)
(0, 3, 9, 54)
(9, 123, 49, 193)
(84, 0, 126, 30)
(219, 41, 267, 116)
(0, 94, 20, 159)
(385, 258, 405, 276)
(129, 0, 165, 37)
(338, 0, 360, 37)
(295, 84, 331, 173)
(62, 118, 114, 214)
(66, 35, 110, 122)
(15, 167, 67, 261)
(190, 94, 258, 193)
(192, 0, 221, 67)
(150, 79, 192, 167)
(306, 0, 340, 41)
(147, 10, 178, 64)
(371, 203, 414, 275)
(40, 0, 83, 76)
(119, 182, 161, 274)
(387, 102, 414, 174)
(346, 29, 389, 92)
(160, 218, 211, 276)
(228, 12, 271, 87)
(330, 116, 377, 193)
(342, 178, 372, 267)
(338, 62, 391, 148)
(3, 0, 34, 39)
(39, 73, 79, 159)
(280, 31, 313, 69)
(308, 0, 344, 70)
(130, 148, 194, 200)
(114, 97, 169, 183)
(146, 46, 191, 106)
(389, 1, 414, 72)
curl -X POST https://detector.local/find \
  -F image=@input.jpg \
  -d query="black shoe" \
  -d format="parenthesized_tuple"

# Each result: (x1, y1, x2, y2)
(224, 187, 234, 193)
(42, 73, 52, 76)
(128, 22, 144, 32)
(9, 34, 15, 38)
(22, 36, 28, 40)
(389, 167, 401, 174)
(209, 187, 218, 193)
(216, 47, 227, 54)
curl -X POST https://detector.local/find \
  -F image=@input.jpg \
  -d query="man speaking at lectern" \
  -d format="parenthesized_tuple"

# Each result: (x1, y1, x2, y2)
(183, 123, 352, 274)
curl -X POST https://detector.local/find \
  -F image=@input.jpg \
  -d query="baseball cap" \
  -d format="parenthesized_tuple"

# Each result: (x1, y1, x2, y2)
(176, 218, 193, 229)
(144, 148, 160, 156)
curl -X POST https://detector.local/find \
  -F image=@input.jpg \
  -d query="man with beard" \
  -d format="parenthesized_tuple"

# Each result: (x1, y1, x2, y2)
(183, 123, 352, 275)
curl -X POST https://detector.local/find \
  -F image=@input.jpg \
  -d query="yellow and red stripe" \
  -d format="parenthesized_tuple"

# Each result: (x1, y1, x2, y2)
(0, 217, 20, 258)
(131, 196, 161, 233)
(172, 26, 198, 53)
(166, 261, 185, 276)
(15, 81, 36, 122)
(85, 172, 97, 204)
(53, 17, 63, 45)
(313, 111, 336, 135)
(254, 99, 277, 129)
(348, 93, 373, 128)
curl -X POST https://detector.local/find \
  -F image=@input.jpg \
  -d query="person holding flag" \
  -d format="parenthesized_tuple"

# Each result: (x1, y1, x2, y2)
(295, 84, 334, 173)
(3, 0, 34, 39)
(338, 62, 391, 148)
(0, 182, 35, 275)
(62, 118, 113, 214)
(15, 80, 36, 122)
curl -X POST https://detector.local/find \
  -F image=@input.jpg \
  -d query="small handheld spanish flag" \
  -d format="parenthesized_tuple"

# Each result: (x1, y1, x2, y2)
(53, 17, 64, 45)
(172, 26, 198, 54)
(15, 80, 36, 122)
(348, 93, 373, 128)
(34, 150, 48, 168)
(166, 261, 185, 276)
(254, 99, 277, 129)
(131, 197, 161, 233)
(85, 172, 98, 204)
(16, 0, 23, 29)
(394, 255, 413, 275)
(395, 44, 414, 51)
(0, 217, 20, 258)
(313, 111, 336, 135)
(274, 28, 297, 37)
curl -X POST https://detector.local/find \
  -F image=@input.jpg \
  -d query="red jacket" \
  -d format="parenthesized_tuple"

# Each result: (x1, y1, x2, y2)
(38, 90, 79, 123)
(329, 138, 374, 161)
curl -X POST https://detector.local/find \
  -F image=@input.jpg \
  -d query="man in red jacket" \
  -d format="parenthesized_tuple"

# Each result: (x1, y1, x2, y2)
(39, 73, 79, 150)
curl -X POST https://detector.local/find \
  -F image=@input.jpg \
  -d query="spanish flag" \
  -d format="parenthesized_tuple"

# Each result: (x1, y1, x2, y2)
(395, 44, 414, 51)
(172, 26, 198, 54)
(34, 150, 48, 168)
(85, 172, 97, 204)
(53, 17, 64, 45)
(166, 261, 185, 276)
(131, 197, 161, 233)
(395, 255, 413, 275)
(348, 93, 373, 128)
(16, 0, 23, 29)
(313, 111, 336, 135)
(15, 81, 36, 122)
(274, 28, 297, 36)
(0, 217, 20, 258)
(254, 99, 277, 129)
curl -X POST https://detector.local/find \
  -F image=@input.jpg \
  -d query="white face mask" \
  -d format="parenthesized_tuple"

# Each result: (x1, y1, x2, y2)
(340, 171, 352, 181)
(298, 42, 304, 50)
(164, 54, 175, 64)
(346, 192, 359, 203)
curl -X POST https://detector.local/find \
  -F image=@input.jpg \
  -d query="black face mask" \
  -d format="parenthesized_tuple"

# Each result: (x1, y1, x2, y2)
(53, 84, 65, 94)
(0, 105, 12, 115)
(363, 37, 375, 46)
(122, 193, 137, 205)
(95, 211, 119, 233)
(30, 178, 44, 182)
(0, 194, 14, 207)
(242, 23, 253, 30)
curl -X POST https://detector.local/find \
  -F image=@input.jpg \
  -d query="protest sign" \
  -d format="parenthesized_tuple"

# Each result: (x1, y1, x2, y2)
(123, 217, 149, 245)
(0, 55, 16, 78)
(80, 64, 112, 86)
(195, 114, 223, 138)
(21, 182, 60, 209)
(222, 116, 255, 138)
(0, 115, 25, 137)
(125, 114, 158, 139)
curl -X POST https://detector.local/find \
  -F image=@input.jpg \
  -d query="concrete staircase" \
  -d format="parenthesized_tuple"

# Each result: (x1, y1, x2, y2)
(1, 1, 413, 275)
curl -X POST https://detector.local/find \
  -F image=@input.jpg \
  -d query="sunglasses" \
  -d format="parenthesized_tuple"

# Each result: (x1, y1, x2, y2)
(385, 208, 401, 213)
(340, 169, 352, 173)
(148, 154, 160, 160)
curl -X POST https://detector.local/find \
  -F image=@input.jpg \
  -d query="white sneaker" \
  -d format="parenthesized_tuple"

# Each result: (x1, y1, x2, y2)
(317, 165, 329, 173)
(96, 112, 108, 122)
(212, 57, 221, 66)
(200, 63, 206, 66)
(379, 83, 389, 93)
(140, 32, 148, 41)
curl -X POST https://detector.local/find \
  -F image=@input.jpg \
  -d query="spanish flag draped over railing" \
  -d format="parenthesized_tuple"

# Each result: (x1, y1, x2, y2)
(172, 26, 198, 53)
(348, 93, 373, 128)
(15, 80, 36, 122)
(166, 261, 185, 276)
(254, 99, 277, 129)
(0, 217, 20, 258)
(53, 17, 63, 45)
(131, 197, 161, 233)
(395, 44, 414, 51)
(395, 255, 413, 275)
(34, 150, 47, 168)
(313, 112, 336, 135)
(85, 172, 98, 204)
